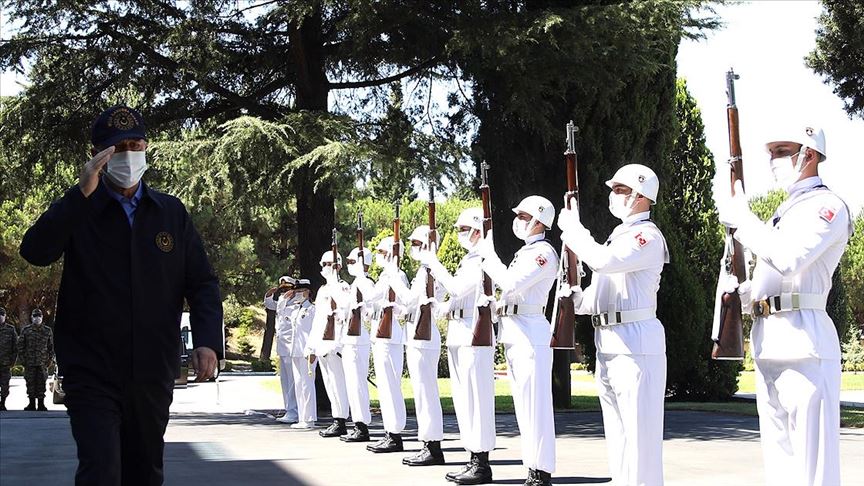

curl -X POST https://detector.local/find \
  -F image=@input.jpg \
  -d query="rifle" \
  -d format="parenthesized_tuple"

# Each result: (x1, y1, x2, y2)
(472, 162, 494, 347)
(347, 210, 365, 337)
(414, 186, 437, 341)
(376, 201, 401, 339)
(322, 228, 338, 341)
(712, 68, 746, 360)
(551, 121, 581, 349)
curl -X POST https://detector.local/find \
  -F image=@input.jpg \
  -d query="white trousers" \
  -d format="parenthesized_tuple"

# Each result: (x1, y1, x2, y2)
(506, 344, 556, 473)
(341, 344, 372, 424)
(319, 352, 349, 420)
(278, 356, 298, 420)
(406, 346, 444, 441)
(596, 353, 666, 486)
(448, 346, 496, 453)
(372, 342, 406, 433)
(754, 358, 841, 486)
(290, 356, 317, 423)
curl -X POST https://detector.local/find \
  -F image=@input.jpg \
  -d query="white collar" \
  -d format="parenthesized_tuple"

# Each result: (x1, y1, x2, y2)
(788, 176, 823, 198)
(622, 211, 651, 225)
(525, 232, 545, 244)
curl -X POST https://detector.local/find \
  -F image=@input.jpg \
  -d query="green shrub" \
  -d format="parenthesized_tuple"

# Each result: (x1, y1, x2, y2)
(842, 330, 864, 372)
(251, 358, 274, 372)
(237, 336, 255, 357)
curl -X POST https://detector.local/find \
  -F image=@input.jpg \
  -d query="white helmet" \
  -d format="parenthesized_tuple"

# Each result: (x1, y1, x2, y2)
(764, 124, 827, 161)
(319, 250, 343, 266)
(512, 195, 555, 228)
(454, 207, 484, 231)
(408, 225, 431, 244)
(376, 236, 404, 258)
(605, 164, 659, 203)
(347, 246, 373, 266)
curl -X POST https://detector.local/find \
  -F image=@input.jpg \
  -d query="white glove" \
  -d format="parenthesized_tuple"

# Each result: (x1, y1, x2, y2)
(556, 284, 583, 309)
(738, 280, 753, 308)
(476, 230, 497, 260)
(434, 299, 452, 320)
(557, 201, 584, 234)
(417, 248, 438, 267)
(714, 179, 757, 229)
(476, 294, 497, 317)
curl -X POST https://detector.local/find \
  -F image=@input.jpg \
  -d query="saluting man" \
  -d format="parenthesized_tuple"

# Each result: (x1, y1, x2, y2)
(0, 307, 19, 411)
(419, 207, 496, 485)
(306, 251, 351, 438)
(340, 246, 379, 442)
(367, 236, 409, 453)
(715, 125, 851, 486)
(285, 279, 318, 429)
(558, 164, 669, 486)
(273, 276, 299, 424)
(477, 196, 559, 486)
(391, 225, 446, 466)
(19, 309, 55, 411)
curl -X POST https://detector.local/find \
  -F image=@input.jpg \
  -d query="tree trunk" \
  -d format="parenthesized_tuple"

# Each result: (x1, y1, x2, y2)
(260, 308, 277, 362)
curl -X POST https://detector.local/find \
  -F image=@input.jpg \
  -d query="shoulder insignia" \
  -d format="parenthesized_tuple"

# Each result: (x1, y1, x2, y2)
(535, 255, 547, 267)
(635, 232, 648, 247)
(818, 206, 837, 224)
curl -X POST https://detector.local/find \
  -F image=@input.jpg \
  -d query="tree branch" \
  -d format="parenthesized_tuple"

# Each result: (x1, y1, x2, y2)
(327, 56, 438, 90)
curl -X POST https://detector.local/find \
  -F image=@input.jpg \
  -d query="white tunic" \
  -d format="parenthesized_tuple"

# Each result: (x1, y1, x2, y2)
(276, 300, 314, 358)
(370, 269, 409, 345)
(390, 264, 445, 350)
(305, 281, 349, 357)
(341, 273, 380, 346)
(427, 250, 485, 348)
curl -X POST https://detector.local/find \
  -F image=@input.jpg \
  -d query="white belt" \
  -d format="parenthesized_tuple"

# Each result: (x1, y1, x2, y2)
(592, 308, 656, 328)
(496, 304, 545, 317)
(752, 293, 827, 318)
(447, 308, 469, 320)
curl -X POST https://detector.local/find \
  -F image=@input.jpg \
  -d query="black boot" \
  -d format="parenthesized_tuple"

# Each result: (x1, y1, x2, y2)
(366, 432, 403, 453)
(340, 422, 370, 442)
(524, 469, 552, 486)
(319, 418, 347, 438)
(37, 398, 47, 411)
(453, 451, 493, 485)
(24, 397, 36, 411)
(446, 453, 476, 482)
(404, 440, 445, 466)
(0, 397, 6, 411)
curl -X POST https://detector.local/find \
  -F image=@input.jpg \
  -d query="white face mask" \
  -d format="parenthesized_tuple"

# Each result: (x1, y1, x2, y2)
(105, 150, 148, 189)
(410, 246, 423, 261)
(770, 151, 805, 191)
(32, 317, 43, 325)
(320, 265, 338, 281)
(608, 192, 635, 220)
(457, 230, 474, 250)
(347, 260, 365, 277)
(512, 217, 534, 241)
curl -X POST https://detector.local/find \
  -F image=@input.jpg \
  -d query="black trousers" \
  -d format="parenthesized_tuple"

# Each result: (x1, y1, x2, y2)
(64, 377, 174, 486)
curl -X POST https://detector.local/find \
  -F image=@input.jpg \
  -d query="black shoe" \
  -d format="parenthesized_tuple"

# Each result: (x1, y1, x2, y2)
(367, 432, 403, 453)
(404, 441, 445, 466)
(319, 418, 347, 438)
(340, 422, 370, 442)
(37, 398, 47, 411)
(24, 398, 36, 411)
(524, 469, 552, 486)
(446, 453, 476, 482)
(453, 451, 493, 485)
(0, 399, 6, 411)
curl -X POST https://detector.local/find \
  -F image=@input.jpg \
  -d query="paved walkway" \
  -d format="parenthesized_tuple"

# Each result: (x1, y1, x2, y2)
(1, 376, 863, 485)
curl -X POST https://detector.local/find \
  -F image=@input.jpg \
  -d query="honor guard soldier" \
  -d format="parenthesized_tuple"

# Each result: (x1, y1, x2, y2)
(0, 307, 18, 411)
(558, 164, 669, 486)
(284, 279, 318, 429)
(477, 196, 559, 486)
(306, 250, 351, 438)
(273, 276, 300, 424)
(715, 125, 851, 486)
(419, 208, 496, 485)
(391, 225, 446, 466)
(367, 236, 409, 453)
(340, 246, 379, 442)
(18, 309, 54, 411)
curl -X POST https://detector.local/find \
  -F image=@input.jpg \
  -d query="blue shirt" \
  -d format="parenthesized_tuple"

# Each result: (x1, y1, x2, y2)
(104, 179, 143, 226)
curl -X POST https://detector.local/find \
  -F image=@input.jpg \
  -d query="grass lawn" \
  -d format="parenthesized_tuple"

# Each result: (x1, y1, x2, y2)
(261, 372, 864, 428)
(737, 371, 864, 394)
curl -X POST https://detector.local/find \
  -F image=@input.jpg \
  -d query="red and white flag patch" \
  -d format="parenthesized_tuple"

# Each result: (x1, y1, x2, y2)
(535, 255, 547, 267)
(818, 207, 837, 224)
(635, 232, 648, 247)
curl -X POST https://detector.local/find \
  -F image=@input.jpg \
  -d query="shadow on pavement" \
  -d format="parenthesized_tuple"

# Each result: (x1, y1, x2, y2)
(165, 442, 307, 485)
(495, 477, 612, 485)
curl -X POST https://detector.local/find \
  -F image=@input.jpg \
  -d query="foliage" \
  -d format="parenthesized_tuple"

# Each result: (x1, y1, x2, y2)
(237, 337, 255, 358)
(807, 0, 864, 119)
(842, 329, 864, 372)
(841, 213, 864, 328)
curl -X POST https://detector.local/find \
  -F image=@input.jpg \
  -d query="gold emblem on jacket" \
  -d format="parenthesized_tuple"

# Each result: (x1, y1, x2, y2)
(156, 232, 174, 253)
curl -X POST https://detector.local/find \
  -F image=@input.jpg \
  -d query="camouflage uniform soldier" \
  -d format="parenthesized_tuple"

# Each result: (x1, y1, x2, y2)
(0, 307, 18, 411)
(18, 309, 54, 411)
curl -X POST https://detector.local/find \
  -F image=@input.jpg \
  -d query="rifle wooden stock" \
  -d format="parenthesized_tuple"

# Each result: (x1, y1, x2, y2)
(712, 69, 745, 360)
(323, 228, 338, 341)
(376, 203, 401, 339)
(414, 191, 436, 341)
(472, 163, 494, 347)
(347, 212, 365, 337)
(551, 121, 580, 350)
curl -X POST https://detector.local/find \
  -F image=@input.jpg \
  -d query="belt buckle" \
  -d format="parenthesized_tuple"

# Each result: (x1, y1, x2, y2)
(752, 300, 771, 317)
(591, 314, 602, 328)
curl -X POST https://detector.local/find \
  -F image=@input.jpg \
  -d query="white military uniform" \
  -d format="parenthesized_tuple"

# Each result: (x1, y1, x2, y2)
(565, 210, 669, 486)
(733, 177, 851, 486)
(274, 293, 299, 420)
(341, 271, 379, 426)
(306, 281, 351, 421)
(371, 268, 409, 436)
(279, 298, 317, 423)
(427, 250, 497, 453)
(481, 233, 559, 473)
(391, 264, 446, 443)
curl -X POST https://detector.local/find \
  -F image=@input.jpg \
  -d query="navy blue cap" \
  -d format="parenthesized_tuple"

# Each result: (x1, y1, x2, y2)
(90, 105, 147, 148)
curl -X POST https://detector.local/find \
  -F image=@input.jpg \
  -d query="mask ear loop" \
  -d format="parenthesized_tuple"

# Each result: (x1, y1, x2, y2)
(793, 145, 811, 175)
